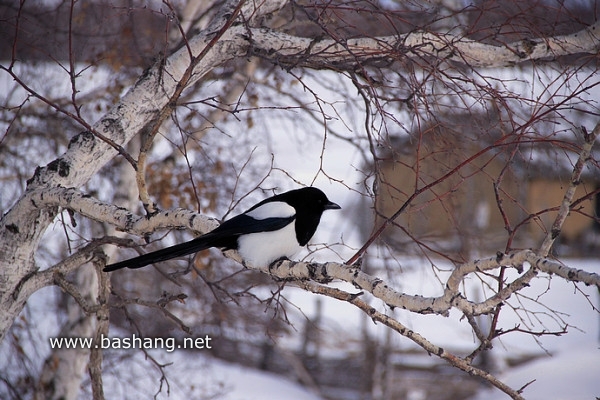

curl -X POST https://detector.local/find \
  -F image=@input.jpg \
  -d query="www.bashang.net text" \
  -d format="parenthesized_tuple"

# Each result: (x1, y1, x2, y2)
(48, 334, 212, 353)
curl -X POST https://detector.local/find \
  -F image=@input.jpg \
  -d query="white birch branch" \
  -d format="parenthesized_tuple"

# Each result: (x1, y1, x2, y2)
(26, 187, 600, 313)
(243, 20, 600, 68)
(538, 124, 598, 255)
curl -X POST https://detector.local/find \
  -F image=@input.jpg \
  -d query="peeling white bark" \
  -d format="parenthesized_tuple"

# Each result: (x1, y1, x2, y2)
(244, 20, 600, 68)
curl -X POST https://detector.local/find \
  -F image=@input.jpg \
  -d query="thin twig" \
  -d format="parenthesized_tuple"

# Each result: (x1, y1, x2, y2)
(538, 124, 598, 256)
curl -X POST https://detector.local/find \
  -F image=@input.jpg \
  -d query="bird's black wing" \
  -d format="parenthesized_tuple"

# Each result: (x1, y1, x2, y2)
(103, 213, 295, 272)
(207, 213, 295, 238)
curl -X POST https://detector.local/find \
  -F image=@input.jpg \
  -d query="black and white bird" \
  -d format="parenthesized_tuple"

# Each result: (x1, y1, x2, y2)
(103, 187, 340, 271)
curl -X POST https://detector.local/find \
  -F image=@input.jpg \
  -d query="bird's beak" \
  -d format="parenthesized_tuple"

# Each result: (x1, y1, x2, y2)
(325, 201, 341, 210)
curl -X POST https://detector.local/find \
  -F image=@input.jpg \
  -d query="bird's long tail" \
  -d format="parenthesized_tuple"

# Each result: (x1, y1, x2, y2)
(103, 234, 221, 272)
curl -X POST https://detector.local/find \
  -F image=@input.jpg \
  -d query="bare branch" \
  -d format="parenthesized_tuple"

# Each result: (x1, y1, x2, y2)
(538, 123, 598, 255)
(26, 187, 219, 236)
(245, 20, 600, 69)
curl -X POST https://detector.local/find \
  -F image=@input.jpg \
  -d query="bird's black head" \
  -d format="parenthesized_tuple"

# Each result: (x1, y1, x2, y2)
(276, 187, 341, 246)
(279, 187, 340, 212)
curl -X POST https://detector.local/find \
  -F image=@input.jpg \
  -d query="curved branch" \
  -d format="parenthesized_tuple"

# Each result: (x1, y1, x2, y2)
(29, 186, 600, 309)
(27, 187, 219, 236)
(245, 20, 600, 69)
(538, 124, 598, 255)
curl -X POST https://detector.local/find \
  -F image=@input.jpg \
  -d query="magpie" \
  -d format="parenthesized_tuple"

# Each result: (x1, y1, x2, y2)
(103, 187, 340, 271)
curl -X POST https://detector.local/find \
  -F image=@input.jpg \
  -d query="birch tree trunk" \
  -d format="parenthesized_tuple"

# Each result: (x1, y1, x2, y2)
(34, 264, 98, 400)
(33, 138, 141, 400)
(0, 0, 285, 343)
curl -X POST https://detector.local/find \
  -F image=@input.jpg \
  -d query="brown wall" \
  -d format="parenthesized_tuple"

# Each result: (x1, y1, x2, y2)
(527, 179, 596, 244)
(374, 131, 597, 256)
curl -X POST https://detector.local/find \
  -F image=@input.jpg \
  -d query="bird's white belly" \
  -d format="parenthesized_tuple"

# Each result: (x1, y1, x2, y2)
(237, 221, 300, 266)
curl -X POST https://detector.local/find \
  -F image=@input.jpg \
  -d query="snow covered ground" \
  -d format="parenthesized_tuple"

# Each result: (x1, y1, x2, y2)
(101, 349, 321, 400)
